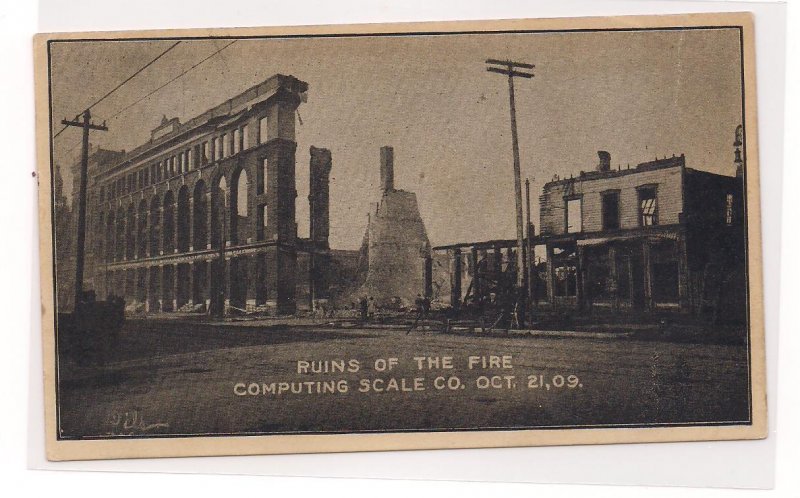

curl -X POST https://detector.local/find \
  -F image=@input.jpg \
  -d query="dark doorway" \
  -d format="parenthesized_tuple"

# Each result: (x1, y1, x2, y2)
(651, 242, 679, 304)
(148, 266, 160, 312)
(630, 249, 646, 309)
(209, 258, 225, 316)
(192, 261, 208, 308)
(176, 263, 190, 309)
(162, 265, 175, 312)
(229, 257, 248, 310)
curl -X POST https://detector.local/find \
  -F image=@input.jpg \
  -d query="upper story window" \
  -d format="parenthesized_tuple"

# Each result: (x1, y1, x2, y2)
(202, 141, 209, 164)
(221, 134, 229, 158)
(233, 129, 241, 154)
(725, 193, 734, 226)
(214, 137, 222, 161)
(638, 185, 658, 226)
(601, 190, 620, 230)
(257, 157, 267, 195)
(242, 124, 250, 150)
(259, 116, 268, 144)
(565, 196, 582, 233)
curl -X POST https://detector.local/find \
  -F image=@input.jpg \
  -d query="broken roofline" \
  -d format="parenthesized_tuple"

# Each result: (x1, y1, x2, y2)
(96, 74, 308, 177)
(432, 223, 685, 252)
(543, 154, 688, 189)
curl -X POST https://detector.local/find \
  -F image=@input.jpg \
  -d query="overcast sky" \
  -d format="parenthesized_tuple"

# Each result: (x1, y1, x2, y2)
(50, 27, 743, 250)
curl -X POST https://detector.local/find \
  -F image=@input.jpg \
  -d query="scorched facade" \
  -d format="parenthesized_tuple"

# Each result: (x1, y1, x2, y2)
(79, 74, 332, 315)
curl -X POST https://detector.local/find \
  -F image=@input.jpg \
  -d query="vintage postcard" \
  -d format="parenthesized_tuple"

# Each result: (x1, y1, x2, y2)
(35, 12, 766, 461)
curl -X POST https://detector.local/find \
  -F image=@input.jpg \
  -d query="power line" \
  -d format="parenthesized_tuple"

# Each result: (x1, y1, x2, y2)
(106, 40, 238, 122)
(55, 40, 237, 163)
(53, 41, 182, 140)
(91, 41, 182, 113)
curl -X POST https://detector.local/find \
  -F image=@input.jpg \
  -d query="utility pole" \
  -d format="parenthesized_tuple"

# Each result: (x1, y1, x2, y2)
(486, 58, 534, 327)
(525, 178, 535, 316)
(61, 109, 108, 308)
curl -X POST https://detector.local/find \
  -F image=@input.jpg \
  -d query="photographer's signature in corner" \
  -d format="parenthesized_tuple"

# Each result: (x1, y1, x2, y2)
(105, 410, 169, 436)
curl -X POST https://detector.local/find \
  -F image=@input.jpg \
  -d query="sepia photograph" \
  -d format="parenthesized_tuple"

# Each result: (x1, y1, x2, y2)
(35, 13, 766, 460)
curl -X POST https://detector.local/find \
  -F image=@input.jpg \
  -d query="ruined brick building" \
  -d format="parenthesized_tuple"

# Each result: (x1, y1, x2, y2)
(539, 150, 746, 318)
(432, 144, 747, 321)
(60, 74, 334, 315)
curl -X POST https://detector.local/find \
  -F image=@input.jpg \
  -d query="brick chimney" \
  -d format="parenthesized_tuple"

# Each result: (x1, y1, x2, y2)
(380, 146, 394, 192)
(309, 146, 332, 247)
(597, 151, 611, 172)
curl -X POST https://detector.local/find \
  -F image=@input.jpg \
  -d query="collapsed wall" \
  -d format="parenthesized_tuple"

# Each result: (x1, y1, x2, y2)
(358, 146, 431, 306)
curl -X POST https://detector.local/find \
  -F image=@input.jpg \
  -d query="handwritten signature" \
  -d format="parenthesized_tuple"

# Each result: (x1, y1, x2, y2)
(105, 410, 169, 436)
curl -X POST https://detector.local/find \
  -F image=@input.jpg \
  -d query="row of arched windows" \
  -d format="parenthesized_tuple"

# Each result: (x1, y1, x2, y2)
(95, 169, 262, 264)
(100, 123, 257, 204)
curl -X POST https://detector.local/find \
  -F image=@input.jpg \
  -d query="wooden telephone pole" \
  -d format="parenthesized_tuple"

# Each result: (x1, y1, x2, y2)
(486, 58, 534, 327)
(61, 109, 108, 307)
(525, 177, 535, 313)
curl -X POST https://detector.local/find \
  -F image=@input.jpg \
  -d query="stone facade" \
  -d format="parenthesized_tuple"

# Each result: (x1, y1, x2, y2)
(70, 74, 331, 315)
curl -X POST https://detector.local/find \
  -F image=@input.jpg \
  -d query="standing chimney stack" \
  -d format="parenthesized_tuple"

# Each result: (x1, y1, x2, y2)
(597, 150, 611, 172)
(380, 146, 394, 192)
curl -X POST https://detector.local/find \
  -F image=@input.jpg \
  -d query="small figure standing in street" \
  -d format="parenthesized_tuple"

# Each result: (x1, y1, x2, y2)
(407, 293, 431, 335)
(359, 296, 368, 322)
(367, 296, 377, 321)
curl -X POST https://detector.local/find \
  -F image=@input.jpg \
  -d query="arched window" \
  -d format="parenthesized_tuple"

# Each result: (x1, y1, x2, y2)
(193, 180, 207, 250)
(163, 190, 175, 252)
(211, 176, 227, 249)
(149, 196, 161, 256)
(105, 211, 115, 262)
(237, 170, 248, 218)
(115, 208, 126, 261)
(177, 186, 191, 252)
(137, 200, 148, 258)
(230, 170, 250, 244)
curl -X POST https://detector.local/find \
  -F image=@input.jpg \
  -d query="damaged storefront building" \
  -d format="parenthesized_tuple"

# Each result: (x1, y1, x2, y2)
(431, 147, 747, 322)
(540, 151, 746, 319)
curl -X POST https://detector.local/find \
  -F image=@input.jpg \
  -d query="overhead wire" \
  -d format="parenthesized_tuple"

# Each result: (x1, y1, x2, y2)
(53, 41, 182, 140)
(105, 40, 238, 122)
(55, 40, 237, 163)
